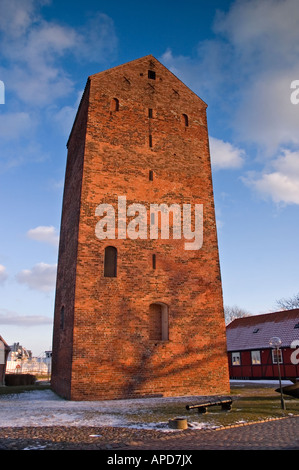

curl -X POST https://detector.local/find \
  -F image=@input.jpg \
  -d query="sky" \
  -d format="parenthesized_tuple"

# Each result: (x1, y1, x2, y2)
(0, 0, 299, 356)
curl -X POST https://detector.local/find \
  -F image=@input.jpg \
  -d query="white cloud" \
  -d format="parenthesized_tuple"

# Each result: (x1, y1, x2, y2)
(244, 149, 299, 205)
(16, 262, 57, 292)
(0, 2, 117, 171)
(0, 308, 52, 326)
(0, 265, 8, 284)
(209, 137, 245, 169)
(160, 0, 299, 206)
(0, 2, 117, 106)
(159, 47, 228, 104)
(253, 173, 299, 205)
(161, 0, 299, 152)
(27, 226, 59, 246)
(50, 89, 84, 136)
(0, 141, 49, 173)
(5, 64, 74, 107)
(74, 13, 118, 63)
(233, 70, 299, 155)
(213, 0, 299, 154)
(214, 0, 299, 69)
(52, 105, 77, 137)
(0, 112, 33, 140)
(0, 0, 41, 38)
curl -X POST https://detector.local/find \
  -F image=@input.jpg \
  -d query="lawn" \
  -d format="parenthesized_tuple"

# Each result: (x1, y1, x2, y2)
(0, 379, 298, 430)
(111, 381, 299, 430)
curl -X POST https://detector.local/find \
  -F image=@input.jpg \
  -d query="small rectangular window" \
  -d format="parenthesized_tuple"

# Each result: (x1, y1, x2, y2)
(148, 70, 156, 80)
(148, 108, 153, 118)
(232, 352, 241, 366)
(149, 135, 153, 147)
(272, 349, 283, 364)
(149, 303, 168, 341)
(149, 170, 153, 181)
(251, 350, 261, 365)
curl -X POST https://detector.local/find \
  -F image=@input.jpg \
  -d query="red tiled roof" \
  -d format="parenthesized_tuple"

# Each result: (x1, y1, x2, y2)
(226, 309, 299, 351)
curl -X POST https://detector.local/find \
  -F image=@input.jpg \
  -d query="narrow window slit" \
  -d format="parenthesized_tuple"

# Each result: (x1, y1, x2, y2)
(182, 113, 189, 127)
(152, 254, 156, 269)
(60, 306, 65, 330)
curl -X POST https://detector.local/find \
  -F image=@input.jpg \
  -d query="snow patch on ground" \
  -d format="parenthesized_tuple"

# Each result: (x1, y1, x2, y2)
(0, 389, 209, 431)
(1, 380, 291, 431)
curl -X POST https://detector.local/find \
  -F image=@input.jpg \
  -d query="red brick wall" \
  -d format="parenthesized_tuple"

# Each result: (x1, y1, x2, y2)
(51, 81, 90, 399)
(51, 56, 230, 400)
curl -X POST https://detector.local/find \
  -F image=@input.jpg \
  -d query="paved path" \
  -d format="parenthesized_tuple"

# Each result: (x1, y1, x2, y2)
(0, 416, 298, 450)
(126, 416, 299, 450)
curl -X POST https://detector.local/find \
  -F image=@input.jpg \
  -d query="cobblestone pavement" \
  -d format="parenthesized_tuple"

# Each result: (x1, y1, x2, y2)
(0, 416, 298, 450)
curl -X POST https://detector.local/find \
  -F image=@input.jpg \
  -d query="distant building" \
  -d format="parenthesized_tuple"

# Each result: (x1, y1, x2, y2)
(226, 309, 299, 380)
(0, 336, 10, 385)
(8, 342, 32, 361)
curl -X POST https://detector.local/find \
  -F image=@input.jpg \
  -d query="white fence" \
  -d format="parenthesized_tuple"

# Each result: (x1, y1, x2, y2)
(6, 359, 51, 377)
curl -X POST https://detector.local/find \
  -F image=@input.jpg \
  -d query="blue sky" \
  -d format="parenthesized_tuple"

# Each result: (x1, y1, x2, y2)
(0, 0, 299, 356)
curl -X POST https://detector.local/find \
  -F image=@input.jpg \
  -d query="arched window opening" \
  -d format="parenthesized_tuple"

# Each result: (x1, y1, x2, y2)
(104, 246, 117, 277)
(110, 98, 119, 112)
(182, 113, 189, 127)
(149, 303, 169, 341)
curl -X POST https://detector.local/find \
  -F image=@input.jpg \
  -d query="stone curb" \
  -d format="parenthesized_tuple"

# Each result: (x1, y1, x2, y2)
(213, 413, 299, 431)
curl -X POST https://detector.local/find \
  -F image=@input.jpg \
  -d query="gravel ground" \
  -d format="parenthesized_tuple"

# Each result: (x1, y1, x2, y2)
(0, 416, 298, 451)
(0, 425, 167, 450)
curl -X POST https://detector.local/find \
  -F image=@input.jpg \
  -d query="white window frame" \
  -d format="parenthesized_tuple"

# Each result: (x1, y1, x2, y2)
(232, 352, 241, 366)
(251, 350, 261, 365)
(272, 349, 283, 364)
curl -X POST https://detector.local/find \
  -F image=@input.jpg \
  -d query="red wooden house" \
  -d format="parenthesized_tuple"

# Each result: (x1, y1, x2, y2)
(226, 309, 299, 380)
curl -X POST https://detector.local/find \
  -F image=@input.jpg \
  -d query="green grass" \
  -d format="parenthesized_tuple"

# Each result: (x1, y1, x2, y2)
(112, 383, 299, 429)
(0, 382, 50, 396)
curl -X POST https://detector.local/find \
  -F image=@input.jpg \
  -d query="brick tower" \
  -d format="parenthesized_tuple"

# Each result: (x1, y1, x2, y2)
(51, 55, 230, 400)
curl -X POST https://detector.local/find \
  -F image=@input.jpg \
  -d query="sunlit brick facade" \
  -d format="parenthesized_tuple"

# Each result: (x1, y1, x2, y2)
(51, 56, 230, 400)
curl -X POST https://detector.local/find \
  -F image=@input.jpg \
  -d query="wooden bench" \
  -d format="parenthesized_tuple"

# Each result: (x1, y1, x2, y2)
(186, 396, 233, 414)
